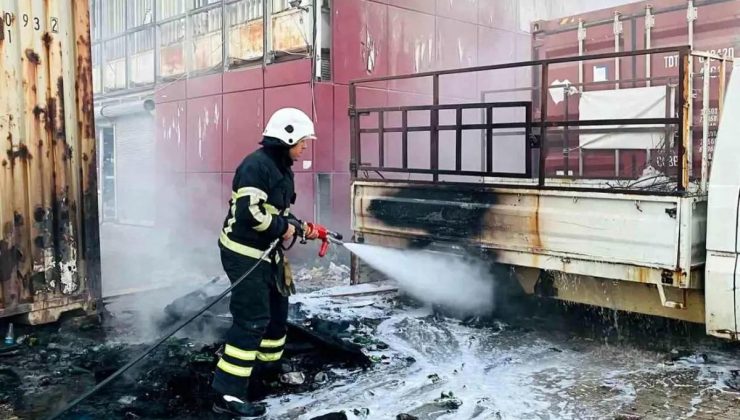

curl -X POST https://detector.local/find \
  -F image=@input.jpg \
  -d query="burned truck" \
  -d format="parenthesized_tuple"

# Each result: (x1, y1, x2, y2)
(348, 0, 740, 339)
(0, 1, 101, 324)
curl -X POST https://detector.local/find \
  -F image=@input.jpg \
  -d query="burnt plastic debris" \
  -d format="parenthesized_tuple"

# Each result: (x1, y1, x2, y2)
(310, 413, 349, 420)
(435, 391, 463, 410)
(280, 371, 306, 385)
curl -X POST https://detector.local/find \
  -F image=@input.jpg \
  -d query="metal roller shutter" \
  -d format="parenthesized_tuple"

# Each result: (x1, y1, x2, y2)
(115, 113, 156, 226)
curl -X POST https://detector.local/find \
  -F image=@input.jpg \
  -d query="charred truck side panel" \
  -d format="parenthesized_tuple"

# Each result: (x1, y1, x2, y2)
(349, 0, 740, 340)
(0, 1, 101, 324)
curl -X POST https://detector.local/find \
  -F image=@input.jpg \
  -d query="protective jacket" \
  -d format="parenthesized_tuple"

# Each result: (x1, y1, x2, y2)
(219, 138, 296, 258)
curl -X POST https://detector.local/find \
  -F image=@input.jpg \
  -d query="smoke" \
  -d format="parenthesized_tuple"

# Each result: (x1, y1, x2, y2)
(98, 113, 225, 343)
(344, 244, 495, 314)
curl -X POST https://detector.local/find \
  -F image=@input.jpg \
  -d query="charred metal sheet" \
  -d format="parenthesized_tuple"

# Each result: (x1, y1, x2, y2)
(353, 181, 705, 288)
(361, 184, 496, 244)
(0, 0, 100, 323)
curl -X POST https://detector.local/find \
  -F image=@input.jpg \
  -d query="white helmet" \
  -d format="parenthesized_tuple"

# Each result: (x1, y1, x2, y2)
(263, 107, 316, 146)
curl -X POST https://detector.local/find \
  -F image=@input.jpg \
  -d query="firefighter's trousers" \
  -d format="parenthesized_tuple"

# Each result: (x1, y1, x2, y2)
(211, 248, 288, 399)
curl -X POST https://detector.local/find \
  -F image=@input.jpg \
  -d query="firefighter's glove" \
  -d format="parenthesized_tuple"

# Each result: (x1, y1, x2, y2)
(277, 257, 296, 297)
(282, 222, 296, 242)
(303, 222, 320, 240)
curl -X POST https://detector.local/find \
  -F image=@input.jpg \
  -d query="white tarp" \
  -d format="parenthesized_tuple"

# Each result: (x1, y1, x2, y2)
(578, 85, 669, 149)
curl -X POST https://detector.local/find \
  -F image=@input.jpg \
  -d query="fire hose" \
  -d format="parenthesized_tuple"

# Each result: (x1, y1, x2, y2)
(49, 222, 343, 419)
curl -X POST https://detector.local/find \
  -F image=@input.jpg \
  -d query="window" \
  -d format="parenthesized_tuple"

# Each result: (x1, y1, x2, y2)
(194, 0, 222, 9)
(158, 0, 189, 21)
(90, 0, 102, 41)
(128, 0, 154, 29)
(272, 0, 290, 13)
(158, 18, 186, 78)
(128, 28, 155, 86)
(102, 0, 126, 38)
(189, 7, 223, 72)
(227, 0, 264, 65)
(104, 36, 127, 91)
(271, 0, 312, 55)
(92, 44, 102, 94)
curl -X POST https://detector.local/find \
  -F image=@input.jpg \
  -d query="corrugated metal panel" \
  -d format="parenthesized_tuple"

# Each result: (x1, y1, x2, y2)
(0, 1, 101, 324)
(115, 114, 155, 226)
(532, 0, 740, 178)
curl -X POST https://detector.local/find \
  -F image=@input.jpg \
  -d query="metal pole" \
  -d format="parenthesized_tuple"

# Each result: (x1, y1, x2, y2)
(539, 63, 549, 187)
(645, 6, 654, 87)
(431, 75, 440, 182)
(614, 11, 622, 178)
(563, 86, 570, 177)
(700, 58, 710, 191)
(613, 12, 622, 90)
(578, 19, 585, 94)
(349, 83, 359, 178)
(678, 48, 690, 192)
(686, 0, 697, 178)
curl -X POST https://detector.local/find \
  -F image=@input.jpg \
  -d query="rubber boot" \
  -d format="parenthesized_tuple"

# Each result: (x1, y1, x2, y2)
(212, 394, 267, 419)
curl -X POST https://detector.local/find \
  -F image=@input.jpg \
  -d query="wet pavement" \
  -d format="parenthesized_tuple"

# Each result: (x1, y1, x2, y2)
(1, 265, 740, 419)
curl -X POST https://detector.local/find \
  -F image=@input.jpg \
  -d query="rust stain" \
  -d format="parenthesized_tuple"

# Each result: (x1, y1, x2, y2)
(46, 98, 57, 134)
(530, 195, 543, 252)
(56, 78, 66, 139)
(8, 144, 32, 162)
(33, 207, 46, 222)
(0, 240, 16, 283)
(33, 105, 45, 119)
(635, 267, 651, 283)
(25, 49, 41, 65)
(42, 32, 52, 50)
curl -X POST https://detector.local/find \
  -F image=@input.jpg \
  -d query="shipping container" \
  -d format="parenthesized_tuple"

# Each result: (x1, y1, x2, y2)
(0, 0, 101, 324)
(530, 0, 739, 180)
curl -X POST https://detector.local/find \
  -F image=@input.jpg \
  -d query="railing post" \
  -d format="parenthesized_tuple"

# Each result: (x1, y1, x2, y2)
(349, 83, 359, 179)
(538, 63, 549, 187)
(563, 86, 570, 177)
(525, 102, 532, 178)
(677, 48, 689, 192)
(486, 107, 493, 173)
(378, 110, 385, 169)
(431, 75, 440, 182)
(455, 108, 462, 172)
(402, 110, 408, 169)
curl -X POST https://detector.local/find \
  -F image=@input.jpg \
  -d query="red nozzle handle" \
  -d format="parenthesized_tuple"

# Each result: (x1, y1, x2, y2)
(318, 240, 329, 258)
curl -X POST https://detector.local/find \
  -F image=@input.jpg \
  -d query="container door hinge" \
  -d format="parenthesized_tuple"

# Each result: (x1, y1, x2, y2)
(613, 12, 623, 36)
(577, 20, 587, 41)
(687, 4, 698, 22)
(645, 7, 655, 29)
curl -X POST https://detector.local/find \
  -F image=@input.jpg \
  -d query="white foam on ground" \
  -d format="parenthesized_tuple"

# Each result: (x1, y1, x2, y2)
(266, 287, 740, 419)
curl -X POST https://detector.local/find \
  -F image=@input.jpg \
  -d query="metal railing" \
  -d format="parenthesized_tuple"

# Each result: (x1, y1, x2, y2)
(349, 45, 733, 195)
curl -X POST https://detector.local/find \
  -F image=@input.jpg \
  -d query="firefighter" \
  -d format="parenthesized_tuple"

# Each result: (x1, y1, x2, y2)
(212, 107, 319, 418)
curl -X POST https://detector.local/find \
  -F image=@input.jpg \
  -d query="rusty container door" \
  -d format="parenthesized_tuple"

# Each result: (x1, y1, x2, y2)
(0, 0, 100, 324)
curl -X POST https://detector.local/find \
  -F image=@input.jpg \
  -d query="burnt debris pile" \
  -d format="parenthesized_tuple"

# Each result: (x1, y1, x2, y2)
(0, 285, 372, 419)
